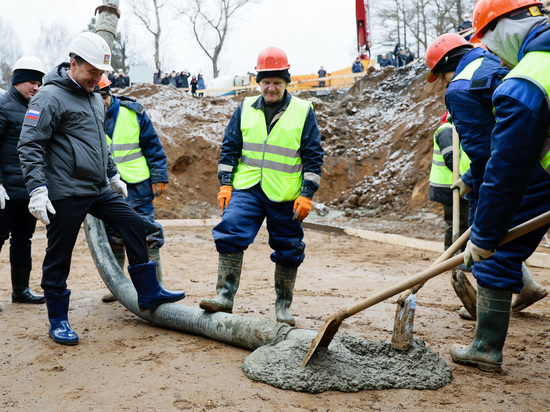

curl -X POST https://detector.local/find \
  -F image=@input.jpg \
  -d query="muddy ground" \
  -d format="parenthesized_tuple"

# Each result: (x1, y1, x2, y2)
(1, 222, 549, 411)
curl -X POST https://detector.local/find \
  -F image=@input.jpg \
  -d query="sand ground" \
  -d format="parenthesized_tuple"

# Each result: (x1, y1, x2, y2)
(1, 223, 549, 411)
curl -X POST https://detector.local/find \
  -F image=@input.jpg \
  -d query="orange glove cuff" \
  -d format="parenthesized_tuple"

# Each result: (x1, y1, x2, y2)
(152, 182, 167, 197)
(293, 196, 312, 221)
(218, 185, 233, 211)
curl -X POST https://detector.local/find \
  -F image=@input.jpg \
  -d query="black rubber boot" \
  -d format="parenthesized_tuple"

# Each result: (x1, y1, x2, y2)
(11, 261, 45, 304)
(450, 285, 512, 372)
(274, 264, 298, 326)
(45, 289, 79, 345)
(200, 252, 243, 313)
(128, 259, 185, 311)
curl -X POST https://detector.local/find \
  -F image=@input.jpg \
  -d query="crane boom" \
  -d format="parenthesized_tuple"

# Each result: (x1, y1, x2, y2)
(355, 0, 371, 59)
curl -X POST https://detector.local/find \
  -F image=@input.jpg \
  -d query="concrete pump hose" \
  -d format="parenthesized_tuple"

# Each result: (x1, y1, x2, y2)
(83, 215, 315, 349)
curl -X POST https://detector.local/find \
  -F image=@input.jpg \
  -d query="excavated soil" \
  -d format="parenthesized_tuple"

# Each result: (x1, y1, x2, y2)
(1, 63, 549, 409)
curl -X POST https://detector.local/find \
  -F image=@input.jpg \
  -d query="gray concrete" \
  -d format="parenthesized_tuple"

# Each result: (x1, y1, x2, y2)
(243, 335, 452, 393)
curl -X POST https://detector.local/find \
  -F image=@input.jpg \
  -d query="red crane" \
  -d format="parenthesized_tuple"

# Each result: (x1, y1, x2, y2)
(355, 0, 371, 60)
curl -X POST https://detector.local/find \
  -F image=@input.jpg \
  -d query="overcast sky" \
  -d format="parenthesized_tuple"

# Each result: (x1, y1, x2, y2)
(3, 0, 373, 79)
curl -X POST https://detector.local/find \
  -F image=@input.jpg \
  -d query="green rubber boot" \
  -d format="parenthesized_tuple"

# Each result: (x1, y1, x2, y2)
(199, 252, 243, 313)
(450, 285, 512, 372)
(148, 248, 163, 286)
(511, 263, 548, 312)
(274, 264, 298, 326)
(102, 248, 126, 302)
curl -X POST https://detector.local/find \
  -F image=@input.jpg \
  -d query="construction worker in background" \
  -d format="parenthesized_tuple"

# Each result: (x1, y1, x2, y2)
(0, 56, 46, 306)
(426, 0, 550, 370)
(429, 112, 471, 253)
(17, 32, 185, 346)
(199, 46, 324, 326)
(98, 74, 169, 302)
(351, 57, 364, 81)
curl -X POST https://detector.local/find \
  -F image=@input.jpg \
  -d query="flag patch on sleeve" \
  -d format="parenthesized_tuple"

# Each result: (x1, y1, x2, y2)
(24, 105, 42, 127)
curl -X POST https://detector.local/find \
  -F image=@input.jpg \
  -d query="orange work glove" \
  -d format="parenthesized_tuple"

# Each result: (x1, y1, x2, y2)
(293, 196, 312, 221)
(152, 182, 167, 197)
(218, 185, 233, 211)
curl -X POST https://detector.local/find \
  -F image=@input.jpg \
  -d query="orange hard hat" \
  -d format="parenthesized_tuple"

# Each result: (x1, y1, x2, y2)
(255, 46, 290, 72)
(98, 73, 111, 89)
(425, 33, 473, 83)
(471, 0, 544, 43)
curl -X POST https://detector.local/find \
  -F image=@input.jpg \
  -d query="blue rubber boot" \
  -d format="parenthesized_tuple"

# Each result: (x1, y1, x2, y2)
(128, 260, 185, 311)
(44, 289, 79, 345)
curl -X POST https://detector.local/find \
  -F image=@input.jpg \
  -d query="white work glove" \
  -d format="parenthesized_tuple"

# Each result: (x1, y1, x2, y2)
(0, 184, 10, 209)
(28, 186, 56, 225)
(464, 239, 495, 268)
(451, 178, 472, 197)
(109, 173, 128, 198)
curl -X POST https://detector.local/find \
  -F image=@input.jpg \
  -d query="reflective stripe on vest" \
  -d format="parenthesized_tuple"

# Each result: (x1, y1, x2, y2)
(232, 95, 311, 202)
(451, 57, 483, 83)
(503, 51, 550, 173)
(429, 122, 471, 188)
(106, 106, 150, 183)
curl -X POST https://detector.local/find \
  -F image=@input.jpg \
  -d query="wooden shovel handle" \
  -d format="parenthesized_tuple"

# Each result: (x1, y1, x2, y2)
(344, 209, 550, 320)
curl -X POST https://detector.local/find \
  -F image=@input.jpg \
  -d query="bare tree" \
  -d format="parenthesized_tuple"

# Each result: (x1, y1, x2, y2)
(33, 23, 72, 73)
(373, 0, 476, 59)
(129, 0, 168, 72)
(0, 18, 21, 90)
(178, 0, 258, 78)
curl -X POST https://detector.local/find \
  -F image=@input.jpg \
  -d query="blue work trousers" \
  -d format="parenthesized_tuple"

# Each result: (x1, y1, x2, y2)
(473, 183, 550, 292)
(213, 185, 305, 268)
(0, 199, 36, 263)
(41, 190, 147, 293)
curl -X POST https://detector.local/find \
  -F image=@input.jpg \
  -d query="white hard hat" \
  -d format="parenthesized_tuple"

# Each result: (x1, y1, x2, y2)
(12, 56, 46, 76)
(67, 32, 114, 71)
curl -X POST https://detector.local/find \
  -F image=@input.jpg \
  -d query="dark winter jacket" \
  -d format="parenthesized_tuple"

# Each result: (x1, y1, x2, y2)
(379, 57, 393, 67)
(0, 86, 31, 199)
(351, 60, 364, 73)
(105, 96, 168, 184)
(217, 91, 324, 199)
(179, 73, 189, 88)
(17, 62, 117, 200)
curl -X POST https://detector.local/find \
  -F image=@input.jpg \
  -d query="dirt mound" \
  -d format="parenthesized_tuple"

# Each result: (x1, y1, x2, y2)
(119, 63, 446, 220)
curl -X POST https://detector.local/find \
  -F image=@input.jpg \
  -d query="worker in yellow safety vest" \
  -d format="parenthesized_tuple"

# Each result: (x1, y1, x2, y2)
(199, 46, 325, 326)
(429, 112, 471, 252)
(99, 74, 169, 302)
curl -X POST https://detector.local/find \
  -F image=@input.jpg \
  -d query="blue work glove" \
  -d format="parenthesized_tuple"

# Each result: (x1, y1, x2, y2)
(464, 239, 495, 268)
(0, 184, 9, 209)
(109, 173, 128, 198)
(28, 186, 56, 225)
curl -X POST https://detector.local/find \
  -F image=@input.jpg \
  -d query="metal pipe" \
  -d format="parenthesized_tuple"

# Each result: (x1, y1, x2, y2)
(94, 0, 120, 50)
(83, 215, 315, 350)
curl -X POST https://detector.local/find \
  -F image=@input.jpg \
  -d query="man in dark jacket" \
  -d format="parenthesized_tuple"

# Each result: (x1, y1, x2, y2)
(99, 75, 169, 302)
(0, 56, 46, 306)
(379, 53, 393, 67)
(17, 32, 184, 346)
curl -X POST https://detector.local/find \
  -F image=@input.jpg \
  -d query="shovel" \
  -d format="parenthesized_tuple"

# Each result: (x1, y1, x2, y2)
(301, 209, 550, 368)
(391, 227, 470, 350)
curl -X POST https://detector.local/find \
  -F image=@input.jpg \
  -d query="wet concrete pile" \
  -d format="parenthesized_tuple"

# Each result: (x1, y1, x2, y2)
(243, 335, 452, 393)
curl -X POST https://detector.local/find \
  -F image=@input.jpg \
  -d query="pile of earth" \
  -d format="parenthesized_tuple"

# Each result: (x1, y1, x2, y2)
(118, 61, 446, 235)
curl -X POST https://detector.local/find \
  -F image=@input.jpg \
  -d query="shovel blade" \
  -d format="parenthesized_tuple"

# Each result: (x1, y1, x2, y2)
(300, 314, 343, 368)
(391, 293, 416, 351)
